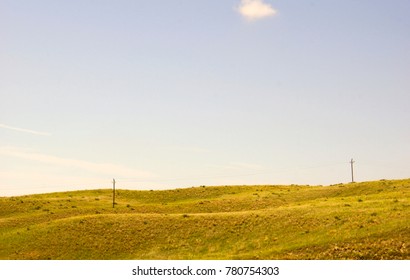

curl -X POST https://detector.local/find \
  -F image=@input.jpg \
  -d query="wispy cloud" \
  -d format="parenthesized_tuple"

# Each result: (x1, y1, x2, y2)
(0, 123, 51, 136)
(237, 0, 277, 21)
(0, 146, 152, 178)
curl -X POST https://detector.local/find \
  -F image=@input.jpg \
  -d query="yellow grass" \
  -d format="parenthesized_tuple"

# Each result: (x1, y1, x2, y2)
(0, 179, 409, 259)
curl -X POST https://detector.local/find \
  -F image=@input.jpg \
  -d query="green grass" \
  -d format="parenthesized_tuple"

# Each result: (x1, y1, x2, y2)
(0, 179, 409, 259)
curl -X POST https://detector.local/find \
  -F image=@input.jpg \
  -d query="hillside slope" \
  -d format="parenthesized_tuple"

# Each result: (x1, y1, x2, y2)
(0, 179, 409, 259)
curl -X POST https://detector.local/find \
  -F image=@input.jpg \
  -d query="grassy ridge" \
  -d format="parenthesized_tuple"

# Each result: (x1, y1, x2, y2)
(0, 179, 409, 259)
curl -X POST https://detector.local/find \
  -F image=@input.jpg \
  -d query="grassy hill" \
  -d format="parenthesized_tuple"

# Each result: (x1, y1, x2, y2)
(0, 179, 409, 260)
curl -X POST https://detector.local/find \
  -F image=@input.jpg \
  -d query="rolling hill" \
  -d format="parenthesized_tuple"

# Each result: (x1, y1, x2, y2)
(0, 179, 409, 259)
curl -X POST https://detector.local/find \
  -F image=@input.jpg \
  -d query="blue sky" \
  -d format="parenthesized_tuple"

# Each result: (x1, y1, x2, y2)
(1, 0, 409, 196)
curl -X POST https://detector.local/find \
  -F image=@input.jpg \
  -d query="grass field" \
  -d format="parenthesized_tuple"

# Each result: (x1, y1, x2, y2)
(0, 179, 409, 260)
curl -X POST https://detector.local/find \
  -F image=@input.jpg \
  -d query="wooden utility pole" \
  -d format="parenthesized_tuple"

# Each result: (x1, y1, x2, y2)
(112, 178, 116, 208)
(350, 159, 355, 183)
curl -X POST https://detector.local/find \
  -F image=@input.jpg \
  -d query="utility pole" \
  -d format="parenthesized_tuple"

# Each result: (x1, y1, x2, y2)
(112, 178, 116, 208)
(350, 159, 355, 183)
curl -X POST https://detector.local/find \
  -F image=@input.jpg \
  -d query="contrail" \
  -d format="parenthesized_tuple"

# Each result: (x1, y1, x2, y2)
(0, 123, 51, 136)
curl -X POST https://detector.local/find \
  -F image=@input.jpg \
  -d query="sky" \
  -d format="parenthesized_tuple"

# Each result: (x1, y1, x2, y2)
(1, 0, 410, 196)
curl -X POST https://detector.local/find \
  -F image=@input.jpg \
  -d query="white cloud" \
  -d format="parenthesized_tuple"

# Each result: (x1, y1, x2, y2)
(0, 146, 152, 178)
(237, 0, 277, 20)
(1, 170, 111, 196)
(0, 123, 51, 136)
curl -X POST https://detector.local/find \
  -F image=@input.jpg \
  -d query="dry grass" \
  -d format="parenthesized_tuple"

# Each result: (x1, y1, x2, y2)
(0, 179, 409, 259)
